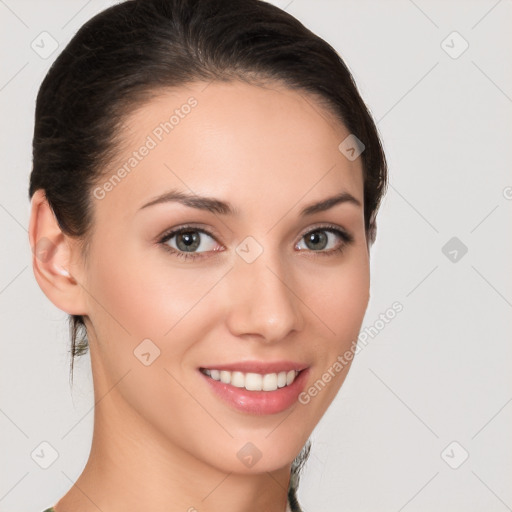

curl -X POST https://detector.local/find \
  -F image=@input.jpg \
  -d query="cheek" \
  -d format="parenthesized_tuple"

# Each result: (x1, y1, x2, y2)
(87, 238, 194, 331)
(307, 254, 370, 344)
(84, 239, 228, 369)
(84, 244, 217, 433)
(298, 250, 369, 412)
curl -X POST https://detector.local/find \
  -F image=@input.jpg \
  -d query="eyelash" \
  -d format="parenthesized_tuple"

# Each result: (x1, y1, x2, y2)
(157, 223, 354, 261)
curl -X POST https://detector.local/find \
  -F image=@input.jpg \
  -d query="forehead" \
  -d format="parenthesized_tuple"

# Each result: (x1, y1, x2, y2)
(95, 80, 364, 218)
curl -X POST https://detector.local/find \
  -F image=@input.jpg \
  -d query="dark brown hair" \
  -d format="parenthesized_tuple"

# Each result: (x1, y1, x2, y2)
(28, 0, 387, 507)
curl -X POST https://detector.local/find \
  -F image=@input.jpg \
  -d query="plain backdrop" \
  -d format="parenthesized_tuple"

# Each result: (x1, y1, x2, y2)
(1, 0, 511, 511)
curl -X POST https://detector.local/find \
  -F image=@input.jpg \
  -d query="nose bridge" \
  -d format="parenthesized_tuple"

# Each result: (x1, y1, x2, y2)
(226, 243, 303, 342)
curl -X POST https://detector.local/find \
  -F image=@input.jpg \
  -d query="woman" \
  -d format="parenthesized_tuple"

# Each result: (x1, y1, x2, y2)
(29, 0, 387, 510)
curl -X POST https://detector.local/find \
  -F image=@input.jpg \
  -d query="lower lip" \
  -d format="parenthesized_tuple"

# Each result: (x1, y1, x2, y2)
(200, 369, 310, 415)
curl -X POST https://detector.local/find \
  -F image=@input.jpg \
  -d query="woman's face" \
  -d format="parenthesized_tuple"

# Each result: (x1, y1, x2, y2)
(74, 80, 370, 474)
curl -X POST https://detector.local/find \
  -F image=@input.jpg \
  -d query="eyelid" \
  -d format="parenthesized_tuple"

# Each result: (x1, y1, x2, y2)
(157, 223, 222, 244)
(157, 222, 354, 260)
(297, 222, 353, 243)
(156, 226, 219, 262)
(157, 222, 352, 243)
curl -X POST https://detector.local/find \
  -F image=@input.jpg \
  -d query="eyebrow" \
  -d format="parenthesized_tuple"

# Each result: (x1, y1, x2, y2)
(138, 189, 362, 216)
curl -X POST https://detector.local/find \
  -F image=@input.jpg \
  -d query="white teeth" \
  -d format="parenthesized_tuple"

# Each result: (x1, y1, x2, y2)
(203, 368, 300, 391)
(245, 373, 262, 391)
(231, 371, 245, 388)
(262, 373, 277, 391)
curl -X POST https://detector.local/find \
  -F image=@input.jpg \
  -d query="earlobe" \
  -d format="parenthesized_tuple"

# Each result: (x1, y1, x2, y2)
(28, 189, 87, 315)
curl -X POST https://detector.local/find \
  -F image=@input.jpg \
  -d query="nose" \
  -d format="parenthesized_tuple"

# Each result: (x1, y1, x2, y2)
(225, 249, 304, 344)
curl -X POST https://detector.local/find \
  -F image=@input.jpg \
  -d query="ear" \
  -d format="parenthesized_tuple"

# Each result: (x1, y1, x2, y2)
(28, 189, 88, 315)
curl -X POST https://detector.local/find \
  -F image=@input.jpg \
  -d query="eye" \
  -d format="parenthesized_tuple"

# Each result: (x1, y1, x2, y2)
(157, 223, 354, 261)
(296, 225, 354, 256)
(158, 226, 221, 260)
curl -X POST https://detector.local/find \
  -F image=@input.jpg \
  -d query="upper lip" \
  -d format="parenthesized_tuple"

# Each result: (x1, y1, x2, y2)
(199, 361, 308, 374)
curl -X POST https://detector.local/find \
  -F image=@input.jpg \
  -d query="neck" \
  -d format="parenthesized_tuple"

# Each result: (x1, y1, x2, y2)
(55, 375, 291, 512)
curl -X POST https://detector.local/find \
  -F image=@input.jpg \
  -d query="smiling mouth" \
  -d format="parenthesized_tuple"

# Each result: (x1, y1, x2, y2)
(199, 368, 301, 392)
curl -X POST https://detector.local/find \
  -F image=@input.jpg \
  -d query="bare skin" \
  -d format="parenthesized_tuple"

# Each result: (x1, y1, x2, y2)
(29, 80, 370, 512)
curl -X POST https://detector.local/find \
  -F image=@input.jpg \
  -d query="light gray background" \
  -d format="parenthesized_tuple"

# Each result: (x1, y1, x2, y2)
(1, 0, 511, 511)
